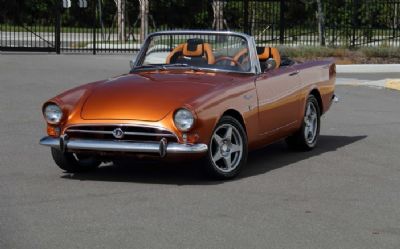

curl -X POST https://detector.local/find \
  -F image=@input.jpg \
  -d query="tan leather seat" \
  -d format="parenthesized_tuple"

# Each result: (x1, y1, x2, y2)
(257, 46, 281, 70)
(166, 38, 215, 65)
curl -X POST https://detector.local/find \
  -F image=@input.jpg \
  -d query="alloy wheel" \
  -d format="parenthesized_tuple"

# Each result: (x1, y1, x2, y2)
(304, 101, 318, 144)
(210, 123, 243, 173)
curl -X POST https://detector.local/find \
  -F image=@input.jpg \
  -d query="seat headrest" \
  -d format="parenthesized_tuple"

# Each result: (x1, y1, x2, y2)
(256, 47, 266, 55)
(257, 46, 281, 69)
(257, 47, 271, 60)
(183, 38, 204, 57)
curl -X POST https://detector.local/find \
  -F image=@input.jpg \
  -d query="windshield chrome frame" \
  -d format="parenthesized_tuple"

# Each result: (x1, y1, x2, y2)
(132, 30, 260, 75)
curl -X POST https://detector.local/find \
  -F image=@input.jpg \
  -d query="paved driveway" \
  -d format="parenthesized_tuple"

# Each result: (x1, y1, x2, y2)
(1, 54, 400, 249)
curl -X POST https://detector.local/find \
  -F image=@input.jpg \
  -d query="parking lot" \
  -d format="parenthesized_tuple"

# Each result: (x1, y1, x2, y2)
(1, 54, 400, 249)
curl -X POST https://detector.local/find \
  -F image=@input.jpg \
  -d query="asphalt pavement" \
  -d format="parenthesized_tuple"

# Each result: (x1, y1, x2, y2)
(1, 54, 400, 249)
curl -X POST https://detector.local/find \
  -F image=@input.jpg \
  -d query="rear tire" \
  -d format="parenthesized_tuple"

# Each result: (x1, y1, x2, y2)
(286, 95, 321, 151)
(205, 116, 248, 179)
(51, 148, 101, 173)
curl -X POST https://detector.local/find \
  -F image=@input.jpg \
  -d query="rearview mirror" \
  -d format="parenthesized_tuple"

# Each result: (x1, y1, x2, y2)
(264, 58, 277, 72)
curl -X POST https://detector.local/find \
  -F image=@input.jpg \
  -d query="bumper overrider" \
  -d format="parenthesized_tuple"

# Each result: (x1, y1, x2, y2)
(39, 135, 208, 158)
(332, 93, 339, 103)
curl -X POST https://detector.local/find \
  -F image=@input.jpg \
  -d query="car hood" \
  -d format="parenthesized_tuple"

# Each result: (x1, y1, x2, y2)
(80, 71, 223, 121)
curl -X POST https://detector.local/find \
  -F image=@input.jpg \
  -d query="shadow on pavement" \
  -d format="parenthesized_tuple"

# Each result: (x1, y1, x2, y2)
(61, 135, 367, 185)
(241, 135, 367, 179)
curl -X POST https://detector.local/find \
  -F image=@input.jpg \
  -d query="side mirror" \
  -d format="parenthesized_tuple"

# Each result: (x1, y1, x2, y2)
(264, 58, 277, 72)
(129, 54, 138, 69)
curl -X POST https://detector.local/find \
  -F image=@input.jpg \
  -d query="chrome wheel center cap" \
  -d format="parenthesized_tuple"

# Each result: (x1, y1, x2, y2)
(220, 141, 231, 155)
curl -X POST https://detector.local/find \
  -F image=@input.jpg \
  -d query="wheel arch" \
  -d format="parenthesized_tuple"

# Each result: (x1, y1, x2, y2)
(309, 88, 323, 114)
(221, 109, 247, 135)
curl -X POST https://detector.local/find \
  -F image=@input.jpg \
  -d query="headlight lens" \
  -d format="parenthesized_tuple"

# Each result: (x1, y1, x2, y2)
(174, 108, 194, 132)
(44, 104, 63, 124)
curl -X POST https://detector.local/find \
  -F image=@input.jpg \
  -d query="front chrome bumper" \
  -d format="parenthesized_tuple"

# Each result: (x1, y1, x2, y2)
(39, 136, 208, 157)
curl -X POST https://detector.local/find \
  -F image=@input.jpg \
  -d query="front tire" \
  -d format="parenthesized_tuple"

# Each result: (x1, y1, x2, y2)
(286, 95, 321, 151)
(205, 116, 248, 179)
(51, 148, 101, 173)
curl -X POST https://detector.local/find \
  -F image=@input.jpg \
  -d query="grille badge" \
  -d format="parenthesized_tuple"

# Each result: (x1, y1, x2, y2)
(112, 128, 124, 139)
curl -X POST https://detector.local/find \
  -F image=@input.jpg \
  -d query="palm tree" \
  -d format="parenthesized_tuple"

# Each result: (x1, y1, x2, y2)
(114, 0, 126, 41)
(316, 0, 325, 46)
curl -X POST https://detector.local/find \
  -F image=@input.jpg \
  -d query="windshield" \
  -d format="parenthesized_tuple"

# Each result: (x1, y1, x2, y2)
(133, 33, 252, 73)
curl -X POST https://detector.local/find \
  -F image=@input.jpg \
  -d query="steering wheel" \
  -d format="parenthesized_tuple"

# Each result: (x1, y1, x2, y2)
(214, 56, 244, 70)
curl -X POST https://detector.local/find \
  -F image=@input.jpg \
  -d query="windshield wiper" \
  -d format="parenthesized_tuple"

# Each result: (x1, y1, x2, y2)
(162, 63, 201, 71)
(130, 64, 164, 72)
(131, 63, 202, 73)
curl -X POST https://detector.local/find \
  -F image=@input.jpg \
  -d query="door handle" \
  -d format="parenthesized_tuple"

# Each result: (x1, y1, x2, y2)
(289, 71, 299, 76)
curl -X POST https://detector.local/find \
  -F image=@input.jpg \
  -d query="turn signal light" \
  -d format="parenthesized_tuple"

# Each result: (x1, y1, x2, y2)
(47, 125, 61, 137)
(184, 133, 200, 144)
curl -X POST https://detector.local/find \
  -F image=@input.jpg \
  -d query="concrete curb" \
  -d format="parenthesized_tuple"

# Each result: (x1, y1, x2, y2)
(336, 64, 400, 73)
(336, 78, 400, 91)
(336, 64, 400, 91)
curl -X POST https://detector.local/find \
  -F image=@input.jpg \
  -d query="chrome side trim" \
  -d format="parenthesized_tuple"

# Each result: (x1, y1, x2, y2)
(39, 137, 207, 155)
(67, 129, 176, 138)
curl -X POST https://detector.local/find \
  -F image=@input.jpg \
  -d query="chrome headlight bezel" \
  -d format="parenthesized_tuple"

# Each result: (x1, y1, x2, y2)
(43, 104, 63, 125)
(173, 108, 195, 132)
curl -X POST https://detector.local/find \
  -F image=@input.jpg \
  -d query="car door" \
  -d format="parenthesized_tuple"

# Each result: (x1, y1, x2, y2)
(255, 66, 302, 136)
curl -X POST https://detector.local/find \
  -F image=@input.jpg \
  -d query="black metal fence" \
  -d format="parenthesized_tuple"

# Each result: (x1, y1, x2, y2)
(1, 0, 399, 53)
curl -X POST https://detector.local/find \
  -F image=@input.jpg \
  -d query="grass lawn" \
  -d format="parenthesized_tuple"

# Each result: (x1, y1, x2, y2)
(279, 46, 400, 64)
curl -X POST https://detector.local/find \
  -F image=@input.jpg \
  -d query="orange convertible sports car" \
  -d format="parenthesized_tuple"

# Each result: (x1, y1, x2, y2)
(40, 30, 336, 179)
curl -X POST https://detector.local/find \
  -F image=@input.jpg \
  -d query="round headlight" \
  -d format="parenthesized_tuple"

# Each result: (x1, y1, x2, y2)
(174, 108, 194, 132)
(44, 104, 63, 124)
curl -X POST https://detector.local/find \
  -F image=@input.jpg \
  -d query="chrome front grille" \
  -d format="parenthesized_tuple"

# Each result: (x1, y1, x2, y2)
(65, 125, 177, 142)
